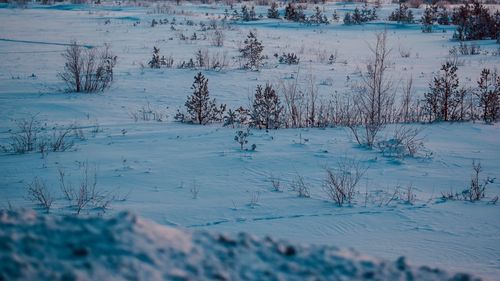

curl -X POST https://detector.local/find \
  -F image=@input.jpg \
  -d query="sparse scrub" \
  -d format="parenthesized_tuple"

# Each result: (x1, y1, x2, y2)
(6, 116, 76, 155)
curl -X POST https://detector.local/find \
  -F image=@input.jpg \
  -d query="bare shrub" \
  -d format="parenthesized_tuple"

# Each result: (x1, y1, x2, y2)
(6, 117, 77, 155)
(349, 31, 394, 148)
(26, 177, 54, 213)
(323, 159, 366, 206)
(402, 184, 416, 205)
(58, 163, 113, 215)
(467, 161, 492, 201)
(441, 161, 493, 202)
(9, 115, 40, 153)
(210, 29, 225, 47)
(269, 174, 282, 192)
(291, 174, 310, 198)
(49, 125, 75, 152)
(377, 125, 424, 159)
(248, 191, 260, 208)
(129, 102, 167, 122)
(59, 42, 117, 93)
(190, 180, 199, 199)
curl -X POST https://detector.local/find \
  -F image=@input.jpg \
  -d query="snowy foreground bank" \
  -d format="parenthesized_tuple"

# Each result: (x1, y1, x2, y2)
(0, 209, 481, 281)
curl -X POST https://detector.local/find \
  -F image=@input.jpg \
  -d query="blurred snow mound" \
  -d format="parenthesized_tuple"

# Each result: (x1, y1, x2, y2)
(0, 210, 480, 281)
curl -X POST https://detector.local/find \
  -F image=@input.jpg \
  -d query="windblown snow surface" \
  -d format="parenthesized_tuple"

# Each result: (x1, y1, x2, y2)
(0, 209, 481, 281)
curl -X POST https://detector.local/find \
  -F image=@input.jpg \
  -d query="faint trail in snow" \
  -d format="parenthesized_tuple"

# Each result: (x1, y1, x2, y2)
(0, 38, 94, 48)
(187, 210, 383, 228)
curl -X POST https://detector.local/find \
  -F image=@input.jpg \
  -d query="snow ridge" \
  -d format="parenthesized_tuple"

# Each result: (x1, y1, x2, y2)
(0, 210, 480, 281)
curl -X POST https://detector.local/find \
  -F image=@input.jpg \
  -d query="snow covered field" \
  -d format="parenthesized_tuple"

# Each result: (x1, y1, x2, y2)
(0, 2, 499, 280)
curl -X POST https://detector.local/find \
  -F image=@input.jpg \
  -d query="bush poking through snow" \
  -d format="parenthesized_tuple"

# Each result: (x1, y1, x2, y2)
(291, 174, 310, 198)
(4, 116, 77, 155)
(467, 161, 492, 202)
(26, 177, 54, 213)
(181, 72, 226, 125)
(323, 159, 366, 207)
(58, 163, 114, 215)
(248, 191, 260, 208)
(129, 102, 167, 122)
(377, 126, 425, 159)
(8, 115, 40, 154)
(190, 181, 200, 199)
(441, 161, 494, 202)
(277, 52, 300, 65)
(269, 174, 282, 192)
(234, 129, 256, 151)
(60, 42, 116, 93)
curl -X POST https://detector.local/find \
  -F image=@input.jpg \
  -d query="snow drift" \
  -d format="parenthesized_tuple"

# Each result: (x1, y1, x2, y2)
(0, 210, 481, 281)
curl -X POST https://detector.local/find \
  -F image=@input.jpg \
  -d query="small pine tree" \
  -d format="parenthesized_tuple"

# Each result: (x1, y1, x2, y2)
(421, 5, 435, 33)
(477, 69, 500, 123)
(268, 2, 280, 19)
(437, 8, 450, 25)
(389, 2, 413, 24)
(251, 84, 283, 130)
(332, 10, 339, 22)
(149, 47, 161, 68)
(425, 62, 462, 122)
(343, 12, 353, 25)
(184, 72, 226, 125)
(241, 5, 249, 21)
(352, 7, 363, 24)
(239, 31, 264, 71)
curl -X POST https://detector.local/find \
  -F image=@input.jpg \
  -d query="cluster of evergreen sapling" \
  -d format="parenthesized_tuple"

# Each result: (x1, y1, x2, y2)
(343, 4, 377, 25)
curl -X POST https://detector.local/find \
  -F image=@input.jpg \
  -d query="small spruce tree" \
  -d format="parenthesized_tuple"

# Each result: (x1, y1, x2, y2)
(251, 84, 283, 130)
(477, 69, 500, 123)
(267, 2, 280, 19)
(149, 47, 161, 69)
(239, 31, 264, 70)
(184, 72, 226, 125)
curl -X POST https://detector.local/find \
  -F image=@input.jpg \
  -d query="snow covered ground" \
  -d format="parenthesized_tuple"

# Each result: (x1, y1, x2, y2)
(0, 209, 482, 281)
(0, 2, 499, 280)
